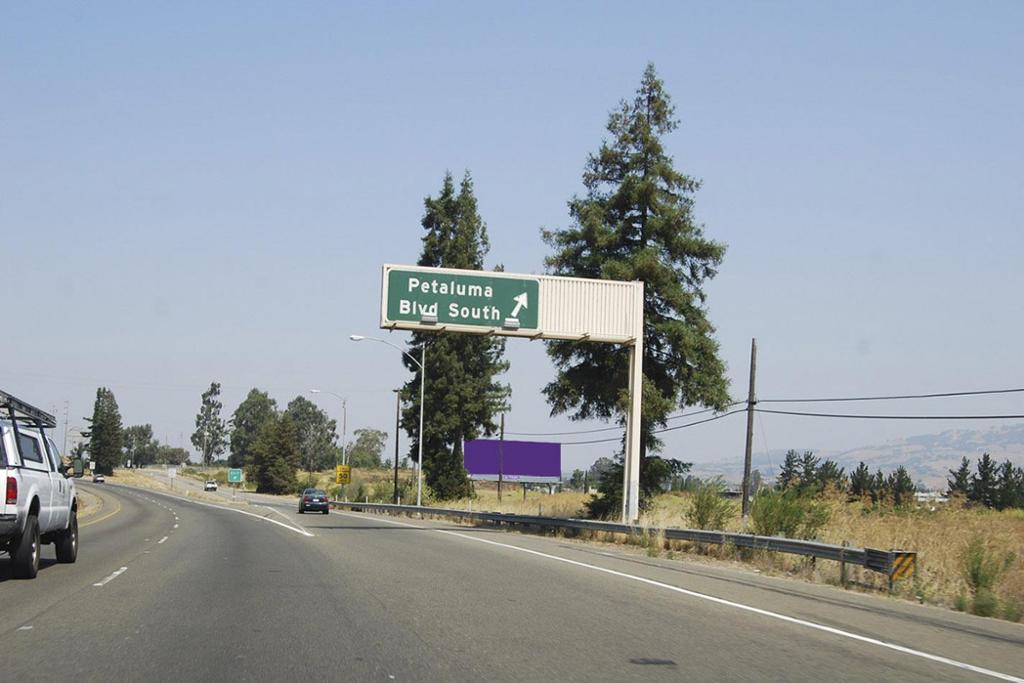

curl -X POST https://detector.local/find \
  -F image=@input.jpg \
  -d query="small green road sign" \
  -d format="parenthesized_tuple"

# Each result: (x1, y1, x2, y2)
(228, 468, 243, 483)
(385, 267, 539, 331)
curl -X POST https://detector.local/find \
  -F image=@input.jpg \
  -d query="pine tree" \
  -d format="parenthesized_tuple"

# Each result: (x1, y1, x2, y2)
(778, 450, 801, 490)
(798, 451, 820, 489)
(251, 413, 299, 494)
(970, 453, 998, 508)
(83, 387, 123, 475)
(850, 462, 872, 499)
(229, 389, 277, 468)
(888, 466, 915, 507)
(816, 459, 847, 493)
(871, 469, 888, 504)
(947, 457, 972, 497)
(402, 172, 510, 500)
(995, 460, 1024, 511)
(542, 64, 730, 515)
(191, 382, 228, 466)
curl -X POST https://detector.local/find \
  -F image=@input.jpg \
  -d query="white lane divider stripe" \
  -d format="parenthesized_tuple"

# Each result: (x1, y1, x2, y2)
(158, 536, 168, 544)
(110, 483, 313, 537)
(334, 511, 1022, 683)
(93, 566, 128, 587)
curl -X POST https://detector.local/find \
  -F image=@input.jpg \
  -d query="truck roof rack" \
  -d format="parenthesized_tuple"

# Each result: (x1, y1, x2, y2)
(0, 389, 57, 429)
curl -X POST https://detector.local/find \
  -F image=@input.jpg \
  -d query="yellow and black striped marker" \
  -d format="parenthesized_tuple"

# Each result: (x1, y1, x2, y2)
(891, 552, 916, 580)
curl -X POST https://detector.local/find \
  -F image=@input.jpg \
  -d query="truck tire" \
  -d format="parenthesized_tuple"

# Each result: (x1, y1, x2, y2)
(55, 510, 78, 563)
(11, 515, 40, 579)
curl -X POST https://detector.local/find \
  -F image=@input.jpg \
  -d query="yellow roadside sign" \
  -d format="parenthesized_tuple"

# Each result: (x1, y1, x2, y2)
(335, 464, 351, 485)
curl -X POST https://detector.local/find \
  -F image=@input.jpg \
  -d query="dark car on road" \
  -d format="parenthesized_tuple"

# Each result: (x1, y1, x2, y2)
(298, 488, 329, 514)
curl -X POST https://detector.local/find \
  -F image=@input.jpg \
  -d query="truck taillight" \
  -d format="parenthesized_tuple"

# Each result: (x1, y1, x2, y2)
(5, 476, 16, 505)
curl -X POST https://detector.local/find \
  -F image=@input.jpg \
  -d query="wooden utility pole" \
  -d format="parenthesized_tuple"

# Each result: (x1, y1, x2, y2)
(741, 338, 757, 518)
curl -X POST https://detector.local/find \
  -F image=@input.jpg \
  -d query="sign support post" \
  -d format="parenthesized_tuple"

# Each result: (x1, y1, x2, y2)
(622, 283, 643, 524)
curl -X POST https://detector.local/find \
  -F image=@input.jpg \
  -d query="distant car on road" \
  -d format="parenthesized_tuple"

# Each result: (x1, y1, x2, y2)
(92, 474, 105, 483)
(298, 488, 329, 514)
(204, 480, 217, 491)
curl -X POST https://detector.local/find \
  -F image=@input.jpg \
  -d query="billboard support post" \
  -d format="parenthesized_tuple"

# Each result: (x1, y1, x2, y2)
(622, 283, 644, 524)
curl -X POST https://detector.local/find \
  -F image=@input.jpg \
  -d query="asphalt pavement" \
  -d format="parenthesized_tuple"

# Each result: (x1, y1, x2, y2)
(1, 478, 1021, 682)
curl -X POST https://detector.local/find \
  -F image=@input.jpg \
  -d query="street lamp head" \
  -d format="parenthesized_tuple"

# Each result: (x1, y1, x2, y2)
(309, 389, 321, 394)
(349, 334, 365, 341)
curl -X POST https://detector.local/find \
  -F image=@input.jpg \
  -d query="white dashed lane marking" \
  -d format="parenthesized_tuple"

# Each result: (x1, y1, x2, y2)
(94, 566, 128, 587)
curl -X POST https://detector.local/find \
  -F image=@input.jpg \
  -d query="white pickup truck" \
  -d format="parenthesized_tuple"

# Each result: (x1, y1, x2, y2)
(1, 390, 78, 578)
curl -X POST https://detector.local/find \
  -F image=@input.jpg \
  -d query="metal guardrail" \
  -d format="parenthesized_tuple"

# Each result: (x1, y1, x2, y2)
(331, 500, 915, 581)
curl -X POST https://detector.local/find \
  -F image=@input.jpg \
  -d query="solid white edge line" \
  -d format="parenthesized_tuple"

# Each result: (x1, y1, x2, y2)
(260, 505, 312, 536)
(110, 484, 314, 537)
(93, 566, 128, 587)
(333, 511, 1022, 683)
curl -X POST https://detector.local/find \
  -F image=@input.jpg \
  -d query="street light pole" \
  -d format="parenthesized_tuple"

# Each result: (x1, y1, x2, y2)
(350, 334, 426, 507)
(392, 389, 400, 504)
(309, 389, 347, 465)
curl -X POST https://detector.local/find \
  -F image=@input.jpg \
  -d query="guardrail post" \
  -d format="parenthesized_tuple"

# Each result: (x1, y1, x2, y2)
(840, 541, 848, 588)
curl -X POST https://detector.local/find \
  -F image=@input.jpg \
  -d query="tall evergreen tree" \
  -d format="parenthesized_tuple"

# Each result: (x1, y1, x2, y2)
(969, 453, 998, 508)
(816, 459, 847, 493)
(191, 381, 228, 466)
(250, 413, 299, 494)
(871, 469, 888, 504)
(850, 462, 872, 499)
(541, 64, 730, 515)
(947, 456, 972, 497)
(994, 460, 1024, 511)
(888, 466, 915, 507)
(229, 389, 278, 468)
(402, 171, 510, 500)
(778, 450, 801, 490)
(83, 387, 123, 475)
(798, 451, 820, 488)
(284, 396, 338, 472)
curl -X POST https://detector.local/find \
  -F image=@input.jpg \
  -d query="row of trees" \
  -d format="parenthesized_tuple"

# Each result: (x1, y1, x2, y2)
(776, 450, 917, 506)
(193, 384, 389, 493)
(82, 388, 188, 475)
(948, 454, 1024, 510)
(78, 384, 388, 490)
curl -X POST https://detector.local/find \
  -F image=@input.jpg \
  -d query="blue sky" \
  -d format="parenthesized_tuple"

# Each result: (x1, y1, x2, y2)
(3, 2, 1022, 475)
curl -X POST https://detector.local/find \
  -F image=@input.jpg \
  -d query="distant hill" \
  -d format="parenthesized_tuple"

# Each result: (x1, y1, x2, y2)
(690, 424, 1024, 490)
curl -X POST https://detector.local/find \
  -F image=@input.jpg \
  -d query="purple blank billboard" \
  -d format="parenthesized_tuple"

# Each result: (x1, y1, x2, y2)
(463, 439, 561, 483)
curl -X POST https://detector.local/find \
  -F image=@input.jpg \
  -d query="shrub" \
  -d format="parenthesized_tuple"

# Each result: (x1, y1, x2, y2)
(972, 588, 999, 617)
(749, 489, 830, 539)
(962, 536, 1014, 617)
(686, 478, 735, 531)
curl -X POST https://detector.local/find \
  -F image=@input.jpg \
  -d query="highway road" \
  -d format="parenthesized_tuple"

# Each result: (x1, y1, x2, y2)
(1, 479, 1022, 681)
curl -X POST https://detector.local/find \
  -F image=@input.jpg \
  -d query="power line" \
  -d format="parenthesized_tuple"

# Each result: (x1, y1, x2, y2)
(560, 408, 746, 446)
(756, 408, 1024, 420)
(504, 403, 741, 438)
(757, 387, 1024, 403)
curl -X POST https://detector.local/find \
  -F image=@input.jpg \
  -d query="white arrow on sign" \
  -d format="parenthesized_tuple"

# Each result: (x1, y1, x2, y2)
(510, 292, 528, 318)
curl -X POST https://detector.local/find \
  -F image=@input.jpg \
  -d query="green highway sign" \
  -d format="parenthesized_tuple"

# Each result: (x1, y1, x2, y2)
(227, 468, 243, 483)
(384, 267, 539, 331)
